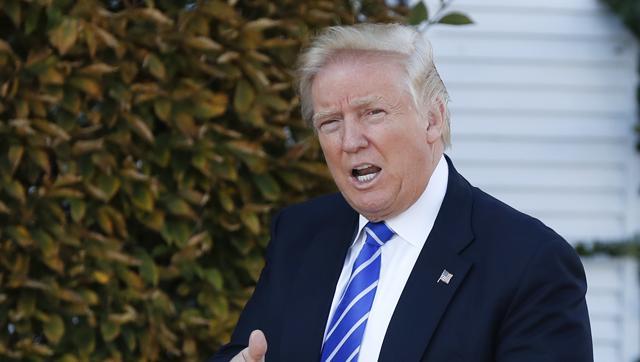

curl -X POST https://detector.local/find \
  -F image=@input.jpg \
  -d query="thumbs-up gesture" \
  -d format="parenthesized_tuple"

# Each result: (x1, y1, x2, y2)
(230, 330, 267, 362)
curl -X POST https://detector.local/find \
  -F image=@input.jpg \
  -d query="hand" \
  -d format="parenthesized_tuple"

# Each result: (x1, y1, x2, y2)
(230, 330, 268, 362)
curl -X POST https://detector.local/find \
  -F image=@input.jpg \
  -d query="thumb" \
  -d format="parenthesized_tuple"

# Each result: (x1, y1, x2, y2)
(246, 330, 267, 360)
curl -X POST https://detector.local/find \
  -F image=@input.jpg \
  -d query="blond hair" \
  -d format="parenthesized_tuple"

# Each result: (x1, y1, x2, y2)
(297, 23, 451, 146)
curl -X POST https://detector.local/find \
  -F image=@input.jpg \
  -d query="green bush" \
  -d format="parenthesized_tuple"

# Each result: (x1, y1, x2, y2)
(0, 0, 408, 360)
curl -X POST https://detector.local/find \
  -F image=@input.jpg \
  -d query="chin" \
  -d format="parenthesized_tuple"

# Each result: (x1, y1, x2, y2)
(346, 196, 391, 220)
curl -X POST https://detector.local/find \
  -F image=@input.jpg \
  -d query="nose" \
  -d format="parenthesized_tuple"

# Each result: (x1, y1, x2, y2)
(341, 119, 368, 153)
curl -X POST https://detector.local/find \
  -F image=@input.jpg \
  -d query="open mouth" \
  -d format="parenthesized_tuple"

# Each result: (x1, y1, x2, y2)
(351, 164, 381, 183)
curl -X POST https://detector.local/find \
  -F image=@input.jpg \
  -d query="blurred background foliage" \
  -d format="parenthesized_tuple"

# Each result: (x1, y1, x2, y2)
(0, 0, 410, 360)
(0, 0, 471, 360)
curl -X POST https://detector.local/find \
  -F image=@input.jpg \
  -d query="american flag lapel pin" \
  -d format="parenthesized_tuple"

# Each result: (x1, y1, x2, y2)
(437, 269, 453, 285)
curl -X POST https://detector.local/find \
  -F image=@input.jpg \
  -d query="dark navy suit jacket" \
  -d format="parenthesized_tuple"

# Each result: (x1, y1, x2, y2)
(212, 157, 593, 361)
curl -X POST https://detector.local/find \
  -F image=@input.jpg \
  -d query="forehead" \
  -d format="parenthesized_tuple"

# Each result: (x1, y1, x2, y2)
(311, 51, 409, 109)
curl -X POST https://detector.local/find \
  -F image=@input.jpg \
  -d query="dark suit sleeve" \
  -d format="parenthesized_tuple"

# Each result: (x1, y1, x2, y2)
(209, 209, 286, 362)
(496, 236, 593, 362)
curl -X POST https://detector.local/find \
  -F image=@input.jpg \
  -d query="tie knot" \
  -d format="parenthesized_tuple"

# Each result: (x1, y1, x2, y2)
(364, 221, 394, 247)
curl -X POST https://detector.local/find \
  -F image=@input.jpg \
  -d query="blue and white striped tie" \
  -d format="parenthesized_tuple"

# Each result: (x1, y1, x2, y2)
(321, 221, 394, 362)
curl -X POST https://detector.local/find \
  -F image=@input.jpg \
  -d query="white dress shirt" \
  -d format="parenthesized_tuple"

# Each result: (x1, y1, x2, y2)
(323, 155, 449, 361)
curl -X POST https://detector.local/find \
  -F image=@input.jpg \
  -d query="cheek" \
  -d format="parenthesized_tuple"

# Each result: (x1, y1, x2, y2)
(319, 138, 343, 169)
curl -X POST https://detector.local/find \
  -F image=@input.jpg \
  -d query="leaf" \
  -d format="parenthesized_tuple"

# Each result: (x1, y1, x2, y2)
(201, 0, 237, 20)
(153, 98, 172, 122)
(0, 200, 10, 214)
(43, 315, 65, 344)
(252, 173, 281, 201)
(183, 36, 222, 51)
(202, 268, 224, 290)
(17, 292, 36, 316)
(131, 184, 154, 212)
(165, 197, 197, 219)
(124, 113, 155, 143)
(256, 93, 288, 111)
(240, 209, 260, 235)
(173, 111, 197, 137)
(4, 0, 21, 27)
(5, 179, 26, 204)
(96, 31, 125, 58)
(107, 207, 128, 238)
(72, 138, 104, 155)
(14, 99, 29, 118)
(100, 320, 120, 342)
(192, 93, 228, 119)
(161, 220, 191, 246)
(244, 18, 281, 32)
(8, 145, 24, 175)
(69, 199, 86, 222)
(217, 189, 235, 212)
(408, 2, 429, 25)
(226, 140, 266, 157)
(29, 148, 51, 174)
(25, 5, 42, 35)
(79, 289, 99, 305)
(78, 63, 118, 75)
(296, 161, 331, 178)
(136, 8, 174, 26)
(48, 17, 79, 55)
(139, 210, 164, 232)
(61, 90, 81, 113)
(32, 119, 71, 141)
(47, 187, 84, 198)
(138, 252, 159, 287)
(209, 293, 229, 318)
(0, 39, 15, 56)
(38, 67, 65, 85)
(68, 77, 102, 99)
(144, 53, 166, 81)
(96, 207, 113, 235)
(93, 271, 110, 284)
(58, 354, 79, 362)
(96, 173, 121, 201)
(233, 80, 255, 113)
(243, 107, 264, 126)
(32, 228, 56, 257)
(71, 325, 95, 355)
(118, 268, 144, 289)
(438, 12, 474, 25)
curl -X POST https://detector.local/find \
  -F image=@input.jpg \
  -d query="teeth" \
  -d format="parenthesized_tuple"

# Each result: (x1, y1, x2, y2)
(356, 172, 377, 183)
(354, 164, 373, 170)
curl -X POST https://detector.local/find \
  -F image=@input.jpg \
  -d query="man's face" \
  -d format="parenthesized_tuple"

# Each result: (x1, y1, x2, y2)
(311, 52, 443, 221)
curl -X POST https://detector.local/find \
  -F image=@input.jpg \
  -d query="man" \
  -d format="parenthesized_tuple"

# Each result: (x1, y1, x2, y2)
(212, 23, 593, 361)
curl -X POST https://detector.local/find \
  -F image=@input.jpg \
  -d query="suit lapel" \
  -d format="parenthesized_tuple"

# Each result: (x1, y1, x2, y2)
(280, 209, 358, 361)
(379, 156, 475, 361)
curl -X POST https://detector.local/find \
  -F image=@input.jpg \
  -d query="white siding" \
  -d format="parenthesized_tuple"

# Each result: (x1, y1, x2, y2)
(423, 0, 640, 242)
(583, 257, 639, 362)
(422, 1, 640, 361)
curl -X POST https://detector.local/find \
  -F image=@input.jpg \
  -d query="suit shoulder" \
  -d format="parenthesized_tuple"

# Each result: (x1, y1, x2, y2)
(470, 186, 568, 252)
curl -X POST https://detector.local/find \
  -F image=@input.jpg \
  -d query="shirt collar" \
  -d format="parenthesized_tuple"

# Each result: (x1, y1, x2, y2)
(355, 154, 449, 248)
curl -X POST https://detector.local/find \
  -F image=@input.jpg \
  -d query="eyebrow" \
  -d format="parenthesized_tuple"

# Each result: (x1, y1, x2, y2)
(311, 95, 385, 124)
(351, 95, 384, 108)
(312, 110, 340, 124)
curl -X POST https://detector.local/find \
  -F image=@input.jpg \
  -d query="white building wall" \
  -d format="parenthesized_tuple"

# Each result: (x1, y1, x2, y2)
(425, 0, 639, 241)
(423, 0, 640, 361)
(583, 257, 639, 362)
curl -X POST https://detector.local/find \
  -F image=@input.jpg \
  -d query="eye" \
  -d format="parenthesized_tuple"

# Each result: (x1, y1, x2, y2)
(365, 109, 385, 117)
(318, 119, 340, 133)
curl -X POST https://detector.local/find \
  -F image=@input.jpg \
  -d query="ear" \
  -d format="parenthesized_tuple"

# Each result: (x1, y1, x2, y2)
(426, 98, 445, 144)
